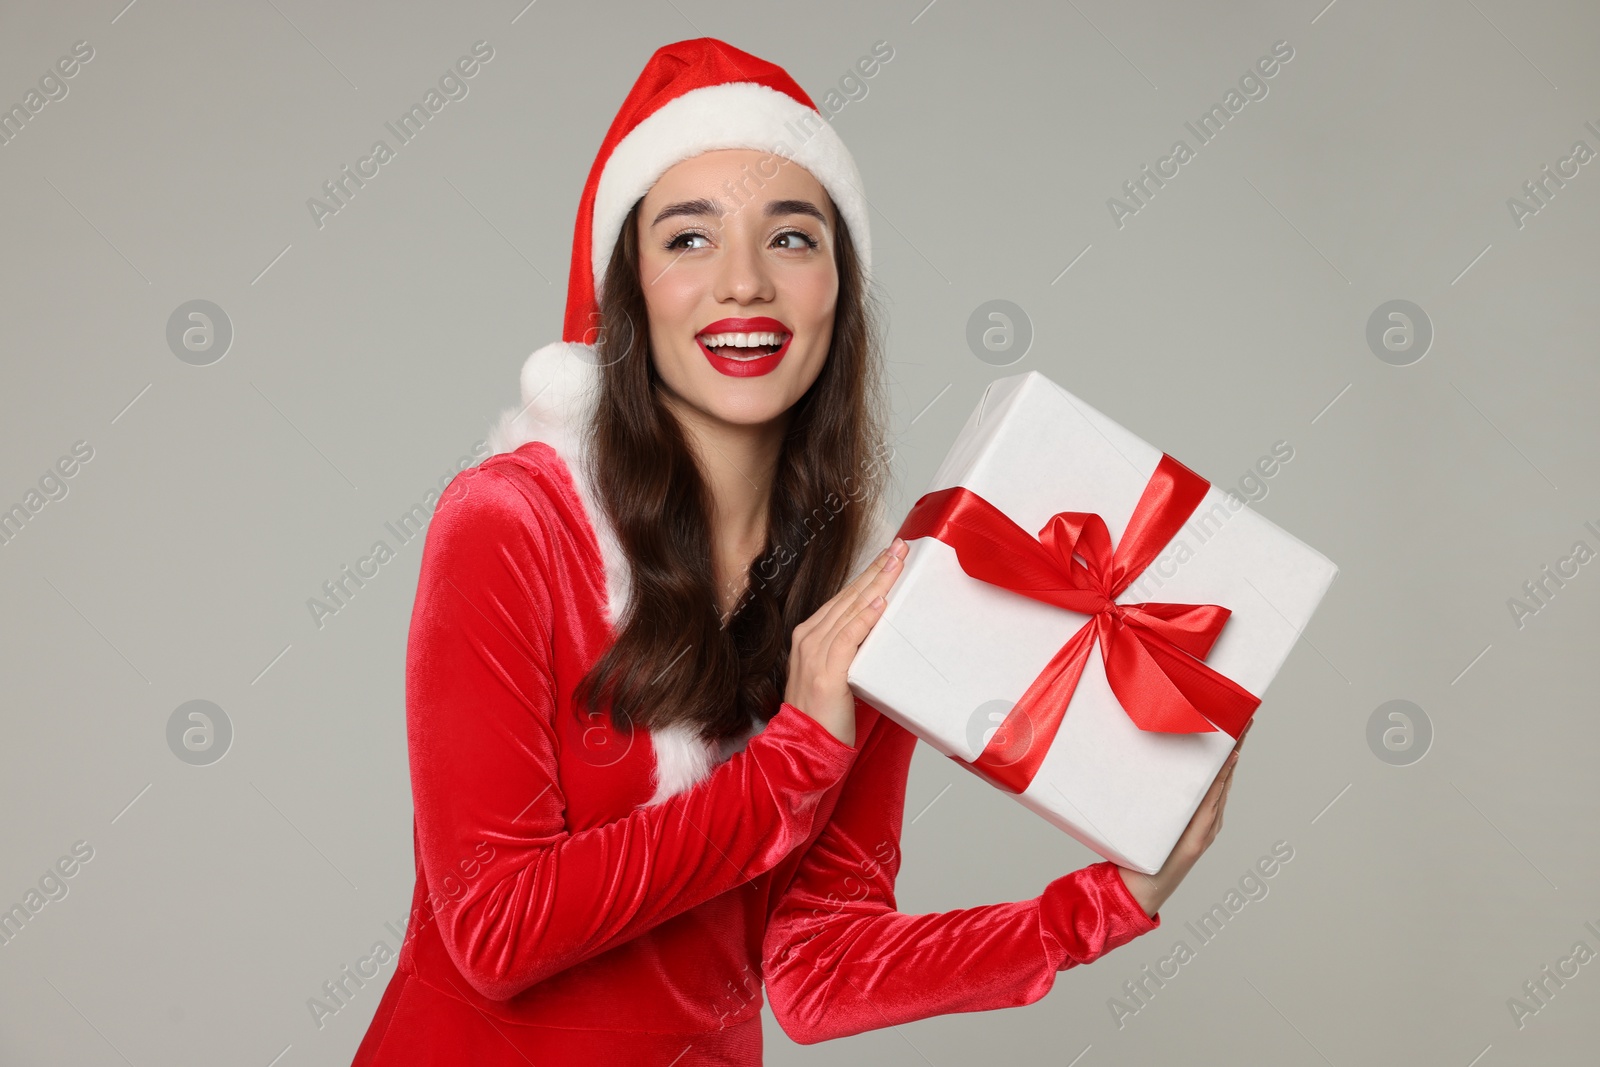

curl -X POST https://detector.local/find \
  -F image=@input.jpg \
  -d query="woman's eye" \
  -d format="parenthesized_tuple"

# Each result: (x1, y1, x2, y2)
(667, 231, 711, 250)
(773, 230, 819, 251)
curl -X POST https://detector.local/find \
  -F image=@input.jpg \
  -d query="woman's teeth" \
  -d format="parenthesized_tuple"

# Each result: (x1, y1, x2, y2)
(698, 331, 788, 359)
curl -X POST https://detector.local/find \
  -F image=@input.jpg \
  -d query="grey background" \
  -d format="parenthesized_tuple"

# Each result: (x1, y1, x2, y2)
(1, 0, 1596, 1064)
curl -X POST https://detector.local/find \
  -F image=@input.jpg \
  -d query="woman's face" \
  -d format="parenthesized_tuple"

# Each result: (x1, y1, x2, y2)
(635, 148, 839, 432)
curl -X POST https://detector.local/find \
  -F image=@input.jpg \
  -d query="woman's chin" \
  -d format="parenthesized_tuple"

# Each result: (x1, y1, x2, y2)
(658, 345, 823, 426)
(702, 395, 794, 429)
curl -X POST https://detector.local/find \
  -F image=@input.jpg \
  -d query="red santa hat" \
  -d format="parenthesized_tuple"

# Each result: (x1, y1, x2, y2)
(559, 36, 873, 344)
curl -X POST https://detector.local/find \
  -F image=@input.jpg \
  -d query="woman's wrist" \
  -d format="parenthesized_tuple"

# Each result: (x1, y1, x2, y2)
(1116, 865, 1165, 919)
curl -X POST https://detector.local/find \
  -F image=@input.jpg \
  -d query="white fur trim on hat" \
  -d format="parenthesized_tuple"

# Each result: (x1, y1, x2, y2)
(590, 81, 871, 300)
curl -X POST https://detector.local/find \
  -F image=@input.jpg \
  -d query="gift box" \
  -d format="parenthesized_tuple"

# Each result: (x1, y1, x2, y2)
(847, 371, 1337, 875)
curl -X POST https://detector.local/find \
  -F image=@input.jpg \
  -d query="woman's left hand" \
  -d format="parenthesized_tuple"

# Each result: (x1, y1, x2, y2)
(1116, 718, 1253, 918)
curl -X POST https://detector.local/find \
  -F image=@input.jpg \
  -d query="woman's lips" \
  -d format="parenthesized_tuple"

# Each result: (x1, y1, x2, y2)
(695, 316, 792, 377)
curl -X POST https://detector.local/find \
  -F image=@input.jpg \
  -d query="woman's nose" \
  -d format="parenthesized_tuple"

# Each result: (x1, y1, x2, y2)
(713, 228, 775, 304)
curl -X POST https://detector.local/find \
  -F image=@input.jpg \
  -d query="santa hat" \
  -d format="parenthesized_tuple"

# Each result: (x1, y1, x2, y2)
(560, 36, 872, 344)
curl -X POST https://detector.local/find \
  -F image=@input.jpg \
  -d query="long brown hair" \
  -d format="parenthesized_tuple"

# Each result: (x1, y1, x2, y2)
(570, 195, 891, 746)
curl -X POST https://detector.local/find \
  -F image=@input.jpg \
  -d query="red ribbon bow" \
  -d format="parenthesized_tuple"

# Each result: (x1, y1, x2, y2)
(894, 454, 1261, 794)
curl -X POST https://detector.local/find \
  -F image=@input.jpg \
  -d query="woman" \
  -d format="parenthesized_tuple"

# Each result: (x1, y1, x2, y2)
(352, 37, 1247, 1065)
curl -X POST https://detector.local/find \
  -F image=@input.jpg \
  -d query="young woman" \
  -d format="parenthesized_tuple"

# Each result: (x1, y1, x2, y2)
(351, 37, 1247, 1066)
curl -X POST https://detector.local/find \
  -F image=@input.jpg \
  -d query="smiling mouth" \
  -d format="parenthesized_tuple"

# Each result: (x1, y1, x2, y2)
(694, 330, 791, 359)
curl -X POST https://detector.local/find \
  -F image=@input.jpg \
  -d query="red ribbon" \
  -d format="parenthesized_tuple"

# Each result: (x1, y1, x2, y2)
(894, 454, 1261, 794)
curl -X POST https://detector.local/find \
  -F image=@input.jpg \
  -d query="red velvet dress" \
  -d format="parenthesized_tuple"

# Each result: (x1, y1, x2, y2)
(350, 431, 1162, 1065)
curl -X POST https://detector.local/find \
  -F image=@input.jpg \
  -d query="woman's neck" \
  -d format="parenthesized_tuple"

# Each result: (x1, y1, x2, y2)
(664, 393, 789, 608)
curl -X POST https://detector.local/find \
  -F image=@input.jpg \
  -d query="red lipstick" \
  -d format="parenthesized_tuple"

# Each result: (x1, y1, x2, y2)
(695, 316, 792, 378)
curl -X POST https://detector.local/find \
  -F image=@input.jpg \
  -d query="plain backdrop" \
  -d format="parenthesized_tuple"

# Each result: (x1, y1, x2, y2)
(1, 0, 1596, 1064)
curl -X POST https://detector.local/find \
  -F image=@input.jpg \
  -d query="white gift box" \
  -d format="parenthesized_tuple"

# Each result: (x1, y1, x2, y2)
(847, 371, 1338, 875)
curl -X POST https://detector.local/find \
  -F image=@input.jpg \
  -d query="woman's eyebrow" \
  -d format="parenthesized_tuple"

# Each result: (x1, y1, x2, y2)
(651, 198, 720, 226)
(763, 199, 827, 227)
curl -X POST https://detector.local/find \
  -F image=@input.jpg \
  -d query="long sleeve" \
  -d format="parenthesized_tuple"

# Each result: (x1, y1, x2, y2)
(406, 464, 859, 1002)
(761, 705, 1162, 1045)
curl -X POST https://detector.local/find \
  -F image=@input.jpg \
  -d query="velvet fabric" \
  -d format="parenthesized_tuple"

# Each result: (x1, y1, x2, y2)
(351, 441, 1162, 1065)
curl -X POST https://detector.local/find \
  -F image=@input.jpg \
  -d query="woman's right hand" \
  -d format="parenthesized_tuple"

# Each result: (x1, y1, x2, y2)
(1116, 717, 1254, 918)
(782, 537, 909, 748)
